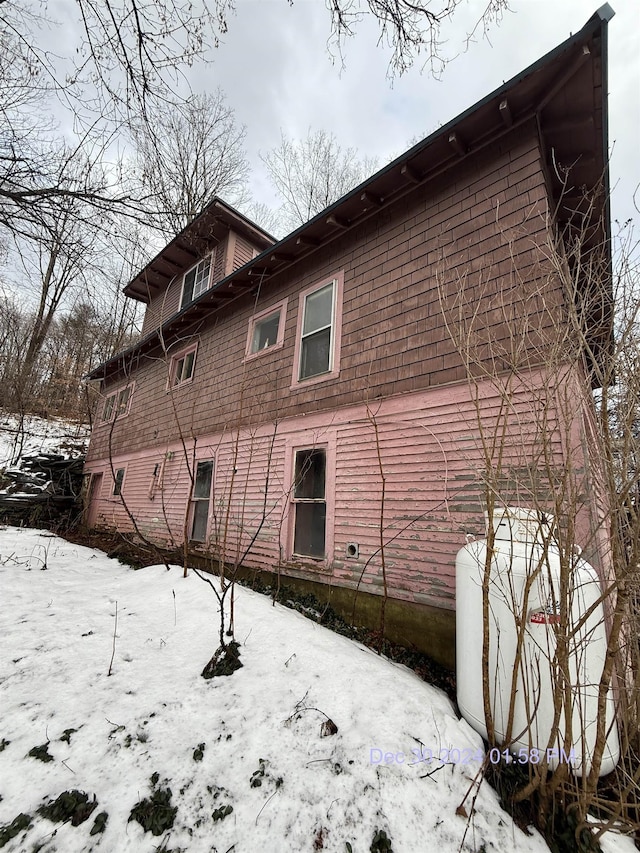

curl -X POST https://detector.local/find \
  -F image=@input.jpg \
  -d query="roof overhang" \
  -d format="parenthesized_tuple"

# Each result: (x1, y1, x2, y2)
(124, 198, 276, 303)
(90, 5, 614, 384)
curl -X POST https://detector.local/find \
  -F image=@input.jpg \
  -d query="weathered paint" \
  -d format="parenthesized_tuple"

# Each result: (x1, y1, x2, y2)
(90, 122, 554, 466)
(85, 366, 600, 612)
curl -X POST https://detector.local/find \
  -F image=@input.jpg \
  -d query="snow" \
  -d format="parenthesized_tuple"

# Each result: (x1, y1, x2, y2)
(0, 525, 556, 853)
(0, 415, 89, 469)
(1, 526, 634, 852)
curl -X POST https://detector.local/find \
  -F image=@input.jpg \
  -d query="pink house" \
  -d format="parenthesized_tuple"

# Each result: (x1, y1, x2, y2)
(84, 8, 613, 667)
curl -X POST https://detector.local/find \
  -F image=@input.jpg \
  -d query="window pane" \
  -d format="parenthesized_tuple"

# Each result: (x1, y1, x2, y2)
(102, 396, 114, 421)
(192, 258, 211, 299)
(191, 500, 209, 542)
(183, 350, 195, 379)
(181, 268, 196, 308)
(294, 449, 325, 499)
(193, 460, 213, 498)
(173, 357, 185, 385)
(114, 468, 125, 496)
(302, 283, 333, 335)
(293, 502, 326, 558)
(300, 328, 331, 379)
(251, 311, 280, 353)
(117, 386, 130, 414)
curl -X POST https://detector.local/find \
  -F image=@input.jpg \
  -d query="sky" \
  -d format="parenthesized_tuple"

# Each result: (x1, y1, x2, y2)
(194, 0, 640, 231)
(0, 522, 635, 852)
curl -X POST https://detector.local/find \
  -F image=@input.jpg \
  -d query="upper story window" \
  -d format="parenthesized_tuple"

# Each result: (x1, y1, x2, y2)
(169, 342, 197, 387)
(245, 298, 288, 361)
(100, 383, 134, 424)
(181, 254, 213, 309)
(291, 273, 343, 388)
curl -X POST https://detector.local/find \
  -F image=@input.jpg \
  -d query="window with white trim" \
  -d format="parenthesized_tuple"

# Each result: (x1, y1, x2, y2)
(170, 344, 197, 387)
(292, 448, 326, 559)
(190, 459, 214, 542)
(252, 311, 280, 352)
(299, 282, 335, 380)
(245, 299, 287, 360)
(100, 384, 134, 423)
(181, 254, 213, 309)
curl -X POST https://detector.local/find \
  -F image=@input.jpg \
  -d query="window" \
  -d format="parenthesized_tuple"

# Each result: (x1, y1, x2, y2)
(169, 344, 197, 387)
(101, 395, 115, 423)
(300, 283, 334, 379)
(190, 460, 214, 542)
(245, 299, 288, 360)
(292, 448, 326, 559)
(291, 274, 343, 388)
(100, 383, 134, 423)
(181, 255, 213, 309)
(113, 468, 125, 496)
(252, 311, 280, 352)
(116, 386, 131, 415)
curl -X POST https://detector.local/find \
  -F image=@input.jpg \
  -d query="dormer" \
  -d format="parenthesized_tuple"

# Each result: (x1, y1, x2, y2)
(125, 199, 275, 336)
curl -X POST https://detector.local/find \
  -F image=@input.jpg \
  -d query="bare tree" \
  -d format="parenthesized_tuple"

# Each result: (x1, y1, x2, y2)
(440, 201, 640, 841)
(0, 0, 230, 240)
(261, 129, 377, 231)
(133, 90, 251, 235)
(325, 0, 509, 75)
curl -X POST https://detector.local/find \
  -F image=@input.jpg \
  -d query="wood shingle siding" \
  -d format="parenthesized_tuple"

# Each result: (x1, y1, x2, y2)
(90, 124, 554, 464)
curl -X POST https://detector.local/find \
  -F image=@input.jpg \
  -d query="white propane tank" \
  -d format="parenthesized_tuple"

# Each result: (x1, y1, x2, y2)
(456, 507, 619, 776)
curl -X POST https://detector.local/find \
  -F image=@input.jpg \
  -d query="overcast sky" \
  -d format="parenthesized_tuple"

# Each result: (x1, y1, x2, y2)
(193, 0, 639, 231)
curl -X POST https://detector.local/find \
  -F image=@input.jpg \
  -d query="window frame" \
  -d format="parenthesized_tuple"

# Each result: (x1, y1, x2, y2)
(290, 273, 344, 390)
(99, 382, 134, 425)
(112, 466, 126, 497)
(244, 298, 288, 362)
(291, 447, 327, 560)
(284, 435, 336, 566)
(168, 342, 198, 389)
(180, 251, 215, 310)
(189, 458, 215, 543)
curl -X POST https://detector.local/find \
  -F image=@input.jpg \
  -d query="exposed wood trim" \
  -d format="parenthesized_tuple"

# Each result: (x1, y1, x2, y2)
(270, 252, 293, 263)
(296, 235, 319, 248)
(173, 244, 199, 260)
(400, 163, 420, 184)
(326, 214, 348, 229)
(536, 45, 591, 113)
(499, 99, 513, 127)
(448, 132, 467, 157)
(360, 191, 382, 208)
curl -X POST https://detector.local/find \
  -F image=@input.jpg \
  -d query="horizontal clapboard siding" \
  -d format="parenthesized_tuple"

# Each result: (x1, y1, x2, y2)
(86, 370, 593, 612)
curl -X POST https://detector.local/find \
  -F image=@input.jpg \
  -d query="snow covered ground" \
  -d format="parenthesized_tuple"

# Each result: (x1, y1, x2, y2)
(0, 415, 89, 468)
(0, 526, 634, 852)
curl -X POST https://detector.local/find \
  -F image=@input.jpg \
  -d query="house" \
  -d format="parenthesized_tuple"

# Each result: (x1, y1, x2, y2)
(84, 7, 613, 668)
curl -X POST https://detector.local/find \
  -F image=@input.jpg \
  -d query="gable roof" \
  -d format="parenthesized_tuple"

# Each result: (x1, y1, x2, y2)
(89, 5, 614, 383)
